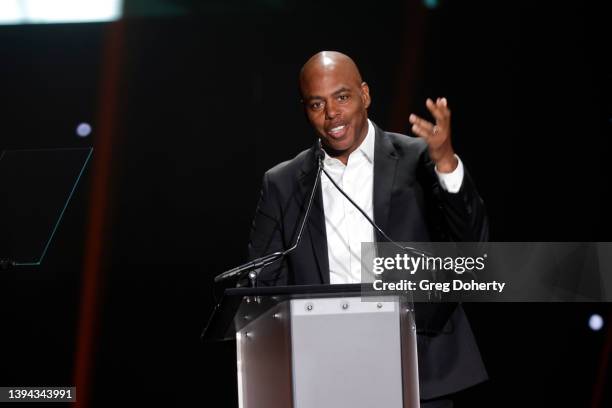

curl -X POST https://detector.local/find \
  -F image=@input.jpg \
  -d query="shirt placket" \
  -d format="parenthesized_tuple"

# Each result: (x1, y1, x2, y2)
(332, 162, 351, 283)
(343, 160, 358, 282)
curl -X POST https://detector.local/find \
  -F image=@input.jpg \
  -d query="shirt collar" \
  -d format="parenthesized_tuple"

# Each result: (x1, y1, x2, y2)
(359, 119, 375, 163)
(323, 119, 375, 166)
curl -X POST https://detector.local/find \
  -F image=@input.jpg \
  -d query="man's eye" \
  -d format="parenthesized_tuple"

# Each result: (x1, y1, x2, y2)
(338, 94, 349, 101)
(310, 102, 323, 110)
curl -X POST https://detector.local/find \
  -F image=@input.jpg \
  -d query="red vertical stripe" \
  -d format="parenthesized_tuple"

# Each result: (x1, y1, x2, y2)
(388, 2, 427, 132)
(591, 311, 612, 408)
(73, 20, 125, 408)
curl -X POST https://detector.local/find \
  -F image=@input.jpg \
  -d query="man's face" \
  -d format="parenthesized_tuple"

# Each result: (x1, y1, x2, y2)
(300, 66, 370, 158)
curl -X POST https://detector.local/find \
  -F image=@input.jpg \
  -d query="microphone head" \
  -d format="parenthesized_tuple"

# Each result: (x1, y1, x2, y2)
(315, 139, 325, 163)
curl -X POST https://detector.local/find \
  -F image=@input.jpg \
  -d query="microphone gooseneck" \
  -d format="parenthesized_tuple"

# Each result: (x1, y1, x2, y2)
(283, 148, 323, 256)
(213, 144, 324, 284)
(320, 155, 430, 258)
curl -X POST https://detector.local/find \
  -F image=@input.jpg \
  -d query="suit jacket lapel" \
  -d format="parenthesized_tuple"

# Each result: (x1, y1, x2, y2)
(299, 147, 330, 284)
(372, 123, 399, 242)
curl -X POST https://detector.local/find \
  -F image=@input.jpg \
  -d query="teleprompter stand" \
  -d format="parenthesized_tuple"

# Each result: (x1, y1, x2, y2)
(0, 147, 92, 268)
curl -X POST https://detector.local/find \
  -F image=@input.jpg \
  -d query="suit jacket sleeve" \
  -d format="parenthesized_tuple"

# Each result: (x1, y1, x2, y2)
(420, 149, 489, 242)
(246, 171, 290, 286)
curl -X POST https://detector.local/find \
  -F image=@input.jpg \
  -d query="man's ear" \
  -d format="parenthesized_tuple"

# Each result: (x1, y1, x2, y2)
(361, 82, 371, 109)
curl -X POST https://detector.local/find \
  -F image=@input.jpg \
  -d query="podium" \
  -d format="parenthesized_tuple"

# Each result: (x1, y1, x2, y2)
(203, 284, 420, 408)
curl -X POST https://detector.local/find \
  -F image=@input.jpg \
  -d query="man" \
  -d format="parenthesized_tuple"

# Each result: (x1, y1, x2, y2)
(248, 51, 488, 406)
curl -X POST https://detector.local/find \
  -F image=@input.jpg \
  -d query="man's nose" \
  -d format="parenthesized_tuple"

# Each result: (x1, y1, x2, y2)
(324, 101, 339, 120)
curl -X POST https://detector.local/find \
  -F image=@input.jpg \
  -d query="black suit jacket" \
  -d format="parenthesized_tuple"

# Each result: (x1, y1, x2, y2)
(248, 122, 488, 399)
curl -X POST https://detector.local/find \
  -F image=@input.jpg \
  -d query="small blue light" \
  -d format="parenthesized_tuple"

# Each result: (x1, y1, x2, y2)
(76, 123, 92, 138)
(589, 314, 604, 331)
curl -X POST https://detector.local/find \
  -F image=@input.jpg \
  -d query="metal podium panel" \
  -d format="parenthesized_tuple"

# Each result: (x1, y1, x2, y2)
(290, 297, 404, 408)
(236, 301, 293, 408)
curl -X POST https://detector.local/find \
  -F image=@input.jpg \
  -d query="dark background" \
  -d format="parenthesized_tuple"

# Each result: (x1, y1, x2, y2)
(1, 1, 611, 406)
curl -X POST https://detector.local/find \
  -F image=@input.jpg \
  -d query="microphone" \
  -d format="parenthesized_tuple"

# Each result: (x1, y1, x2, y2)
(314, 138, 325, 164)
(214, 142, 324, 285)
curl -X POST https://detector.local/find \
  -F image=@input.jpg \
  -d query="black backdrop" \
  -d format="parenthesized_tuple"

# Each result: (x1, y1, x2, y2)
(1, 1, 611, 406)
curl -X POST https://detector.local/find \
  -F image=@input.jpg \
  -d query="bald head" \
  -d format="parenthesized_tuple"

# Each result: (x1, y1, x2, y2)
(298, 51, 371, 165)
(299, 51, 363, 96)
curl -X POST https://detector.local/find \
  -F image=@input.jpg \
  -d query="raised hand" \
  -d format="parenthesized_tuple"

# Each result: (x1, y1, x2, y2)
(409, 97, 457, 173)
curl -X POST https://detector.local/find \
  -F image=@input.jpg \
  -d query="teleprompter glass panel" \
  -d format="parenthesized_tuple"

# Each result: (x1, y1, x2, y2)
(0, 147, 93, 265)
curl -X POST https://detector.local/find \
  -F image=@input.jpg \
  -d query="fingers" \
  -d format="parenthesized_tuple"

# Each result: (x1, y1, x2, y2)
(409, 113, 433, 131)
(409, 97, 452, 139)
(409, 113, 434, 139)
(411, 124, 431, 139)
(425, 97, 451, 124)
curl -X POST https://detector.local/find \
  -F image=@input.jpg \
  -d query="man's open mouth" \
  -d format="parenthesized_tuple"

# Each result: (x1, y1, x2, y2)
(326, 124, 347, 138)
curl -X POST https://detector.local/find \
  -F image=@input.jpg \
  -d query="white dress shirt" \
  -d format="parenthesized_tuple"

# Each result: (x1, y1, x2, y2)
(321, 119, 465, 284)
